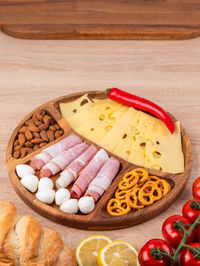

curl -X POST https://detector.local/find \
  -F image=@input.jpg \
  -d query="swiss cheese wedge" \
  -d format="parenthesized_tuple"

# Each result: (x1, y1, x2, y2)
(60, 95, 184, 174)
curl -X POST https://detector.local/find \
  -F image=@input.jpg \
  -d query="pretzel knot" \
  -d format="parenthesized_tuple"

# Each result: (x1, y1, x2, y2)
(156, 179, 171, 196)
(107, 198, 131, 216)
(115, 186, 136, 200)
(138, 182, 163, 206)
(132, 168, 149, 184)
(118, 171, 139, 190)
(127, 187, 145, 209)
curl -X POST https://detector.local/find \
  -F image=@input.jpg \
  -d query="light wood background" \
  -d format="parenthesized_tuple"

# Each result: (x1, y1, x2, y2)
(0, 31, 200, 254)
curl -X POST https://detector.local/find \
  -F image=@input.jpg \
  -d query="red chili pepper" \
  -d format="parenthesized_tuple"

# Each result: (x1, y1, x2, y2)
(106, 88, 175, 134)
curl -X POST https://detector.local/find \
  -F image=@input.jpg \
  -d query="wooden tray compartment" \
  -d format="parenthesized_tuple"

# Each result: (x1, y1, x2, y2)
(6, 91, 193, 230)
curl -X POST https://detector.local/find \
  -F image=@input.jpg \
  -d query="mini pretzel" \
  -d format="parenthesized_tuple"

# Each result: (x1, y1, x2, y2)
(118, 171, 139, 190)
(133, 168, 149, 184)
(127, 187, 145, 209)
(115, 186, 136, 200)
(107, 198, 131, 216)
(156, 179, 171, 196)
(138, 182, 163, 206)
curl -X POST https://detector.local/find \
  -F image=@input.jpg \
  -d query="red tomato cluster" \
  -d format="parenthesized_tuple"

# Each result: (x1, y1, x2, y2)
(138, 177, 200, 266)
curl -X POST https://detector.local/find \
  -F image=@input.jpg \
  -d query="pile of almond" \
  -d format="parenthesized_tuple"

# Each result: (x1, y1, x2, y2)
(13, 110, 64, 159)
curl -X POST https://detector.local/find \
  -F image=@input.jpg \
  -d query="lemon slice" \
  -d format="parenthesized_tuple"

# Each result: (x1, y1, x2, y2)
(97, 240, 140, 266)
(76, 235, 112, 266)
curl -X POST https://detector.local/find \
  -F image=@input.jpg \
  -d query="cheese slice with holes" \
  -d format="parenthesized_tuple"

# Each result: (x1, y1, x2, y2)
(136, 112, 184, 173)
(87, 106, 128, 144)
(60, 94, 94, 119)
(99, 108, 138, 152)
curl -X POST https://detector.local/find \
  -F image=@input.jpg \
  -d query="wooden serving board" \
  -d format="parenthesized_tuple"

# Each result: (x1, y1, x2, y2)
(1, 0, 200, 40)
(6, 91, 193, 230)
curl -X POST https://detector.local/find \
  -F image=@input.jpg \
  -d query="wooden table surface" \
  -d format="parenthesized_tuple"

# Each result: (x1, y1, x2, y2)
(1, 31, 200, 254)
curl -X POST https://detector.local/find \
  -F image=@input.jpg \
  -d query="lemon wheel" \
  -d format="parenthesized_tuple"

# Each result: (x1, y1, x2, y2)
(98, 240, 140, 266)
(76, 235, 112, 266)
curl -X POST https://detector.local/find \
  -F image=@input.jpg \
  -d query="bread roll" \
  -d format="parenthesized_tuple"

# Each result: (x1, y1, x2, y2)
(0, 201, 76, 265)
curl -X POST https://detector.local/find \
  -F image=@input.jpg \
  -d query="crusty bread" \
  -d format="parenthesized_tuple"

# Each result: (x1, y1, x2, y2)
(0, 201, 76, 266)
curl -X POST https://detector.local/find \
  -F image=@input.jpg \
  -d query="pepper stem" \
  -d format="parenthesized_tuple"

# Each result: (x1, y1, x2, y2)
(106, 88, 111, 94)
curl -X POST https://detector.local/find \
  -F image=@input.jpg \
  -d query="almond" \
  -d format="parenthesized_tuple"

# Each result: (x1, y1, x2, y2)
(22, 147, 32, 153)
(36, 111, 44, 121)
(54, 124, 60, 130)
(25, 119, 34, 127)
(14, 145, 22, 151)
(49, 125, 56, 131)
(33, 144, 39, 151)
(18, 133, 26, 146)
(34, 119, 42, 126)
(43, 115, 51, 126)
(47, 130, 55, 142)
(25, 141, 33, 148)
(14, 139, 19, 147)
(13, 150, 20, 159)
(19, 126, 27, 133)
(39, 142, 46, 148)
(33, 132, 40, 138)
(31, 138, 44, 144)
(28, 124, 39, 132)
(38, 124, 48, 131)
(20, 149, 26, 158)
(55, 130, 63, 139)
(40, 130, 49, 142)
(25, 130, 33, 141)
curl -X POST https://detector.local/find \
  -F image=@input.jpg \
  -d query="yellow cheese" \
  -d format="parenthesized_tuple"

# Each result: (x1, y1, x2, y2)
(138, 113, 184, 173)
(60, 94, 94, 119)
(99, 108, 138, 152)
(60, 95, 184, 174)
(87, 106, 128, 144)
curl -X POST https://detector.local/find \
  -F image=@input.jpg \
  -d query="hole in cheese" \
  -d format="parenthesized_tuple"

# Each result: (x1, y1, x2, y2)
(135, 131, 141, 135)
(73, 109, 77, 113)
(133, 136, 136, 142)
(140, 142, 146, 149)
(105, 125, 112, 131)
(80, 99, 89, 106)
(126, 150, 130, 155)
(153, 151, 162, 159)
(90, 128, 95, 131)
(123, 134, 127, 139)
(105, 106, 111, 110)
(99, 114, 105, 121)
(107, 113, 116, 122)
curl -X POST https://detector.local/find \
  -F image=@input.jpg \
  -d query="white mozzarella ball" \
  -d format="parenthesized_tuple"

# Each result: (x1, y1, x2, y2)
(16, 164, 35, 179)
(20, 174, 38, 193)
(55, 188, 70, 206)
(36, 190, 55, 204)
(78, 196, 95, 214)
(38, 178, 54, 191)
(60, 199, 79, 214)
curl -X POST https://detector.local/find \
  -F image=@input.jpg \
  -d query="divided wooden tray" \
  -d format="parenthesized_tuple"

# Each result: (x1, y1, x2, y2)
(6, 91, 193, 230)
(1, 0, 200, 40)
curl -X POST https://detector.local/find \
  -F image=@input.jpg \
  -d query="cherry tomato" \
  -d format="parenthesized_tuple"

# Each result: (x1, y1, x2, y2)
(182, 199, 200, 223)
(196, 226, 200, 242)
(180, 242, 200, 266)
(138, 238, 173, 266)
(162, 215, 195, 248)
(193, 177, 200, 200)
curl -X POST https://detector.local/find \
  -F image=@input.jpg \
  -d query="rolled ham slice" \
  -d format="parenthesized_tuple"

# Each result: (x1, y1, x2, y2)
(56, 144, 98, 189)
(30, 134, 82, 170)
(70, 149, 109, 199)
(85, 157, 120, 202)
(40, 143, 88, 177)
